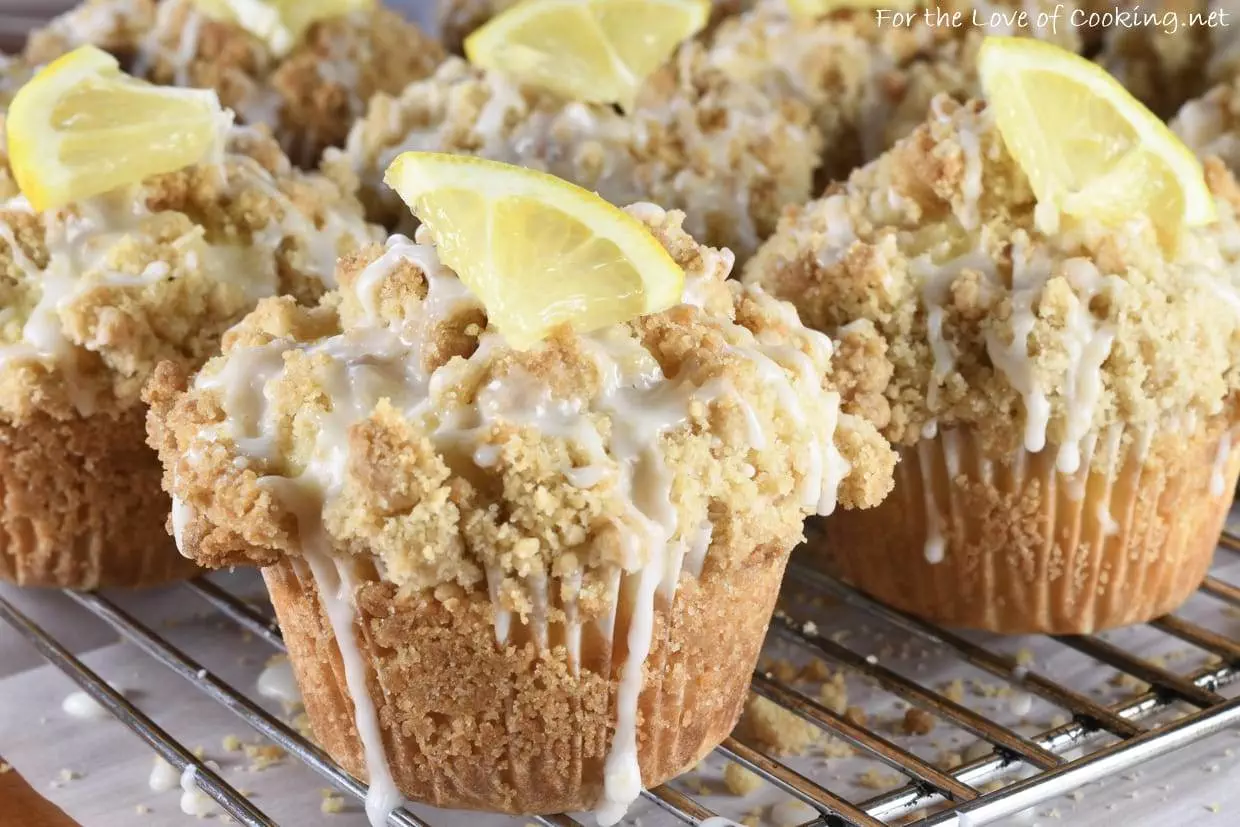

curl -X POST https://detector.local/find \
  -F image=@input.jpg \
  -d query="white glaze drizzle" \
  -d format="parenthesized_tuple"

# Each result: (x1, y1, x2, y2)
(170, 495, 192, 552)
(562, 568, 583, 675)
(303, 547, 403, 827)
(917, 439, 946, 564)
(1211, 427, 1236, 497)
(984, 238, 1053, 453)
(1053, 259, 1117, 475)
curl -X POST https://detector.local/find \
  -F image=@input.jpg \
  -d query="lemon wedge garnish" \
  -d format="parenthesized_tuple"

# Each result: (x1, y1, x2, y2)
(463, 0, 710, 111)
(8, 46, 227, 212)
(193, 0, 373, 56)
(384, 153, 685, 348)
(978, 36, 1216, 239)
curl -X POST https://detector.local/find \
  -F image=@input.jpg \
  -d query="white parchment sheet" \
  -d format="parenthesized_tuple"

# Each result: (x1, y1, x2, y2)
(4, 526, 1240, 827)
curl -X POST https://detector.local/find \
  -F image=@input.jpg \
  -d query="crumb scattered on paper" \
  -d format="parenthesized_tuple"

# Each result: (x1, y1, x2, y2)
(724, 762, 763, 796)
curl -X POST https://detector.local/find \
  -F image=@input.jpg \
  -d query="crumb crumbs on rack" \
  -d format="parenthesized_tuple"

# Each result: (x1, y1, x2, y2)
(769, 798, 816, 826)
(964, 741, 993, 762)
(49, 768, 81, 788)
(800, 659, 835, 683)
(901, 708, 936, 735)
(819, 673, 848, 713)
(242, 743, 287, 771)
(857, 768, 902, 789)
(320, 788, 347, 814)
(724, 762, 763, 796)
(937, 750, 964, 770)
(1108, 672, 1151, 693)
(135, 804, 151, 815)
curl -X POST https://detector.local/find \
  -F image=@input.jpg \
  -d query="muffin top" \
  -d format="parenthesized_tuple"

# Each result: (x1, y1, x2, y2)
(25, 0, 445, 165)
(147, 205, 895, 617)
(745, 95, 1240, 471)
(0, 125, 379, 423)
(703, 0, 1082, 177)
(326, 49, 822, 260)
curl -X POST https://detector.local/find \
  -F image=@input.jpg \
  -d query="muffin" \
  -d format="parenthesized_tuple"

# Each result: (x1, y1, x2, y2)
(324, 48, 822, 262)
(0, 106, 378, 589)
(746, 94, 1240, 634)
(701, 0, 1084, 183)
(25, 0, 445, 166)
(146, 189, 895, 818)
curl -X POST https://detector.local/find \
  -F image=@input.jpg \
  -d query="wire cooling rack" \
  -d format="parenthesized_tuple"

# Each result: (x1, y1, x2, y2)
(3, 526, 1240, 827)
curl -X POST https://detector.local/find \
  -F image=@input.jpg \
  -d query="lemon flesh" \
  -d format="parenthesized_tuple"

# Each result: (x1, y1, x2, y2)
(464, 0, 709, 111)
(978, 36, 1215, 240)
(8, 46, 227, 212)
(383, 153, 685, 348)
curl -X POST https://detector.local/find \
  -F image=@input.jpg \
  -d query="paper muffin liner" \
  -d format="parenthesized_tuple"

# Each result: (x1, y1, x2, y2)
(0, 407, 198, 589)
(807, 414, 1240, 634)
(261, 547, 788, 815)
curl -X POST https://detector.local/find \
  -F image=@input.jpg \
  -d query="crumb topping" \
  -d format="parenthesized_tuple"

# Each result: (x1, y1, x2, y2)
(325, 50, 822, 261)
(745, 96, 1240, 470)
(0, 126, 379, 422)
(147, 205, 895, 615)
(25, 0, 445, 166)
(702, 0, 1083, 181)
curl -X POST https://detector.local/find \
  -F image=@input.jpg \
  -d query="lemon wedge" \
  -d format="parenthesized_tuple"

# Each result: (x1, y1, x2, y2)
(8, 46, 227, 212)
(977, 36, 1216, 239)
(193, 0, 373, 56)
(464, 0, 710, 111)
(384, 153, 685, 348)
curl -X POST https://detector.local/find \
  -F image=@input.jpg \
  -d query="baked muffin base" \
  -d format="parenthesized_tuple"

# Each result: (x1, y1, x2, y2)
(808, 416, 1240, 634)
(262, 547, 789, 814)
(0, 408, 196, 589)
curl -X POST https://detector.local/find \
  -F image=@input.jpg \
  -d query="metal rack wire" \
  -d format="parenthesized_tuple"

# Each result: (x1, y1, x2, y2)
(4, 527, 1240, 827)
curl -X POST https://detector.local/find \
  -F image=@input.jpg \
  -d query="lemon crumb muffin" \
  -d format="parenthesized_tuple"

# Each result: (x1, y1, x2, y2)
(26, 0, 445, 166)
(747, 94, 1240, 633)
(326, 48, 821, 262)
(702, 0, 1083, 183)
(0, 117, 378, 588)
(147, 195, 894, 819)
